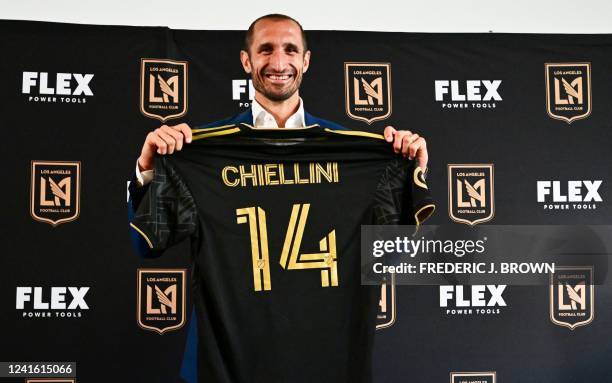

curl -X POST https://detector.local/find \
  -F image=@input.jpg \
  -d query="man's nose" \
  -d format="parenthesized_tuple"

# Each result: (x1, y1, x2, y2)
(268, 50, 288, 72)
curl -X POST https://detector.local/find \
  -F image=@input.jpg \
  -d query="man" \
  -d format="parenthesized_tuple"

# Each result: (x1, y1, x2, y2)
(133, 14, 428, 187)
(128, 14, 432, 383)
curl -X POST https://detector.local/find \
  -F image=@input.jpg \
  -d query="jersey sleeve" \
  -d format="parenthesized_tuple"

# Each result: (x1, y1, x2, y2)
(129, 155, 198, 252)
(373, 157, 435, 226)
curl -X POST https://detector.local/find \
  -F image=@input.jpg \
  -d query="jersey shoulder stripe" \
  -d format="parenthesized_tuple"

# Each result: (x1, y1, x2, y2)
(323, 128, 384, 140)
(192, 126, 241, 141)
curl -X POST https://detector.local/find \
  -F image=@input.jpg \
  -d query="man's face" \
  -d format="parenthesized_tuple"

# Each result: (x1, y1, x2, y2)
(241, 19, 310, 102)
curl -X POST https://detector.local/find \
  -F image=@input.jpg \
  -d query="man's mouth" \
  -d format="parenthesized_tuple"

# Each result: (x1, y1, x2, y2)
(264, 73, 293, 83)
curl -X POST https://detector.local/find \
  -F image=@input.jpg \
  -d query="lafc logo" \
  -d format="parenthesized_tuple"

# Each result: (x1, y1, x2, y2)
(545, 62, 591, 124)
(376, 275, 396, 330)
(448, 164, 494, 226)
(30, 161, 80, 226)
(140, 59, 188, 122)
(550, 266, 594, 330)
(344, 62, 391, 124)
(450, 372, 496, 383)
(137, 269, 186, 334)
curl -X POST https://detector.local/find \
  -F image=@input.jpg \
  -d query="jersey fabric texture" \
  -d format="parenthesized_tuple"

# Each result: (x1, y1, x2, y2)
(129, 122, 434, 383)
(126, 109, 357, 383)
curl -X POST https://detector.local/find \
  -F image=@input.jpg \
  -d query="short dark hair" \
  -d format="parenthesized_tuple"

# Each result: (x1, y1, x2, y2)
(244, 14, 308, 53)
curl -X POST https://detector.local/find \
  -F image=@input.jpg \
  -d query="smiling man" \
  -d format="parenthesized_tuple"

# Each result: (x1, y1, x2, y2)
(128, 14, 433, 383)
(133, 14, 428, 183)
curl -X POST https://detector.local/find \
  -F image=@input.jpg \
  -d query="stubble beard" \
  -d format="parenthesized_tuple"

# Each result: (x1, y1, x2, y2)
(251, 63, 303, 102)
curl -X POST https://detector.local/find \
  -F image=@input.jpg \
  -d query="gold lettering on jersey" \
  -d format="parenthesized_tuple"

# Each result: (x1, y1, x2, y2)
(279, 203, 338, 287)
(222, 166, 240, 187)
(236, 203, 339, 291)
(257, 164, 265, 185)
(278, 165, 293, 185)
(236, 207, 272, 291)
(222, 162, 339, 187)
(264, 164, 279, 185)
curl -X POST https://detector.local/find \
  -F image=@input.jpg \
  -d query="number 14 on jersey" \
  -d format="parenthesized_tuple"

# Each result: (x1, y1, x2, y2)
(236, 203, 338, 292)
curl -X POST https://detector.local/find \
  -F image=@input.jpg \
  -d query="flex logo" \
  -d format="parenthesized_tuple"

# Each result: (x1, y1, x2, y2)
(435, 80, 502, 109)
(22, 72, 94, 103)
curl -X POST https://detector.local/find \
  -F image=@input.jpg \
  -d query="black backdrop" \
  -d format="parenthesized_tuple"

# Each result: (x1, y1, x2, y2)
(1, 19, 611, 383)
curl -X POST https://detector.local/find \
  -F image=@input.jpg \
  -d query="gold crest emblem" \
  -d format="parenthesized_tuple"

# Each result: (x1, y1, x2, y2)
(448, 164, 495, 226)
(137, 269, 187, 334)
(545, 62, 592, 124)
(140, 58, 188, 122)
(550, 266, 594, 330)
(30, 161, 81, 226)
(344, 62, 392, 124)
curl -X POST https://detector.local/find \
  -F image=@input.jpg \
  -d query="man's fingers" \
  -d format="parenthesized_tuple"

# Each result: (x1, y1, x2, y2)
(148, 126, 168, 153)
(399, 133, 416, 156)
(393, 133, 404, 153)
(408, 138, 425, 159)
(145, 131, 157, 149)
(395, 132, 412, 154)
(157, 129, 176, 154)
(415, 138, 428, 168)
(383, 126, 396, 142)
(152, 135, 168, 155)
(405, 134, 420, 158)
(145, 123, 191, 158)
(385, 129, 428, 166)
(174, 123, 192, 143)
(393, 131, 411, 153)
(164, 127, 185, 151)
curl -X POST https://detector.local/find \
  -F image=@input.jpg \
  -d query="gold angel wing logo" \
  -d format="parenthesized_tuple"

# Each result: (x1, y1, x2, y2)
(565, 282, 585, 310)
(360, 78, 379, 102)
(545, 62, 591, 124)
(344, 62, 391, 124)
(49, 178, 68, 203)
(549, 266, 593, 330)
(157, 75, 175, 98)
(561, 78, 581, 102)
(154, 285, 174, 308)
(137, 269, 186, 334)
(448, 164, 494, 226)
(140, 59, 188, 122)
(30, 161, 80, 226)
(464, 179, 486, 207)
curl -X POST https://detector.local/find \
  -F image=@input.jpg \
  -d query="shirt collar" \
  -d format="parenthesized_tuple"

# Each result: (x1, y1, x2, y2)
(251, 97, 305, 128)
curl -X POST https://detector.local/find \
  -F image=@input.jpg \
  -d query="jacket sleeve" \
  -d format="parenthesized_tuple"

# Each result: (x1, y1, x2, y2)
(128, 155, 198, 255)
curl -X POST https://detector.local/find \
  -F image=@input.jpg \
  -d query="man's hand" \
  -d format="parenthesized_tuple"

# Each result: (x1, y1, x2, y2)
(137, 123, 193, 171)
(383, 126, 428, 169)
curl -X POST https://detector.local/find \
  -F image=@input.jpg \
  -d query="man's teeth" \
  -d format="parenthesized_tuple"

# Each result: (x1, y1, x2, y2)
(267, 74, 291, 80)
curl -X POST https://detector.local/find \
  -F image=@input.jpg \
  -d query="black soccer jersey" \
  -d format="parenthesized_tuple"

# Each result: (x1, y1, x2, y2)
(130, 123, 435, 383)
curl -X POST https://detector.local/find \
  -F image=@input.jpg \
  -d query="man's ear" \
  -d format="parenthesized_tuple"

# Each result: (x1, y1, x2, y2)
(302, 50, 311, 73)
(240, 50, 251, 74)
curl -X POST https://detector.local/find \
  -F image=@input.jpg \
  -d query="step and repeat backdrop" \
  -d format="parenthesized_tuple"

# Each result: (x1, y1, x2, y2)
(1, 19, 611, 383)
